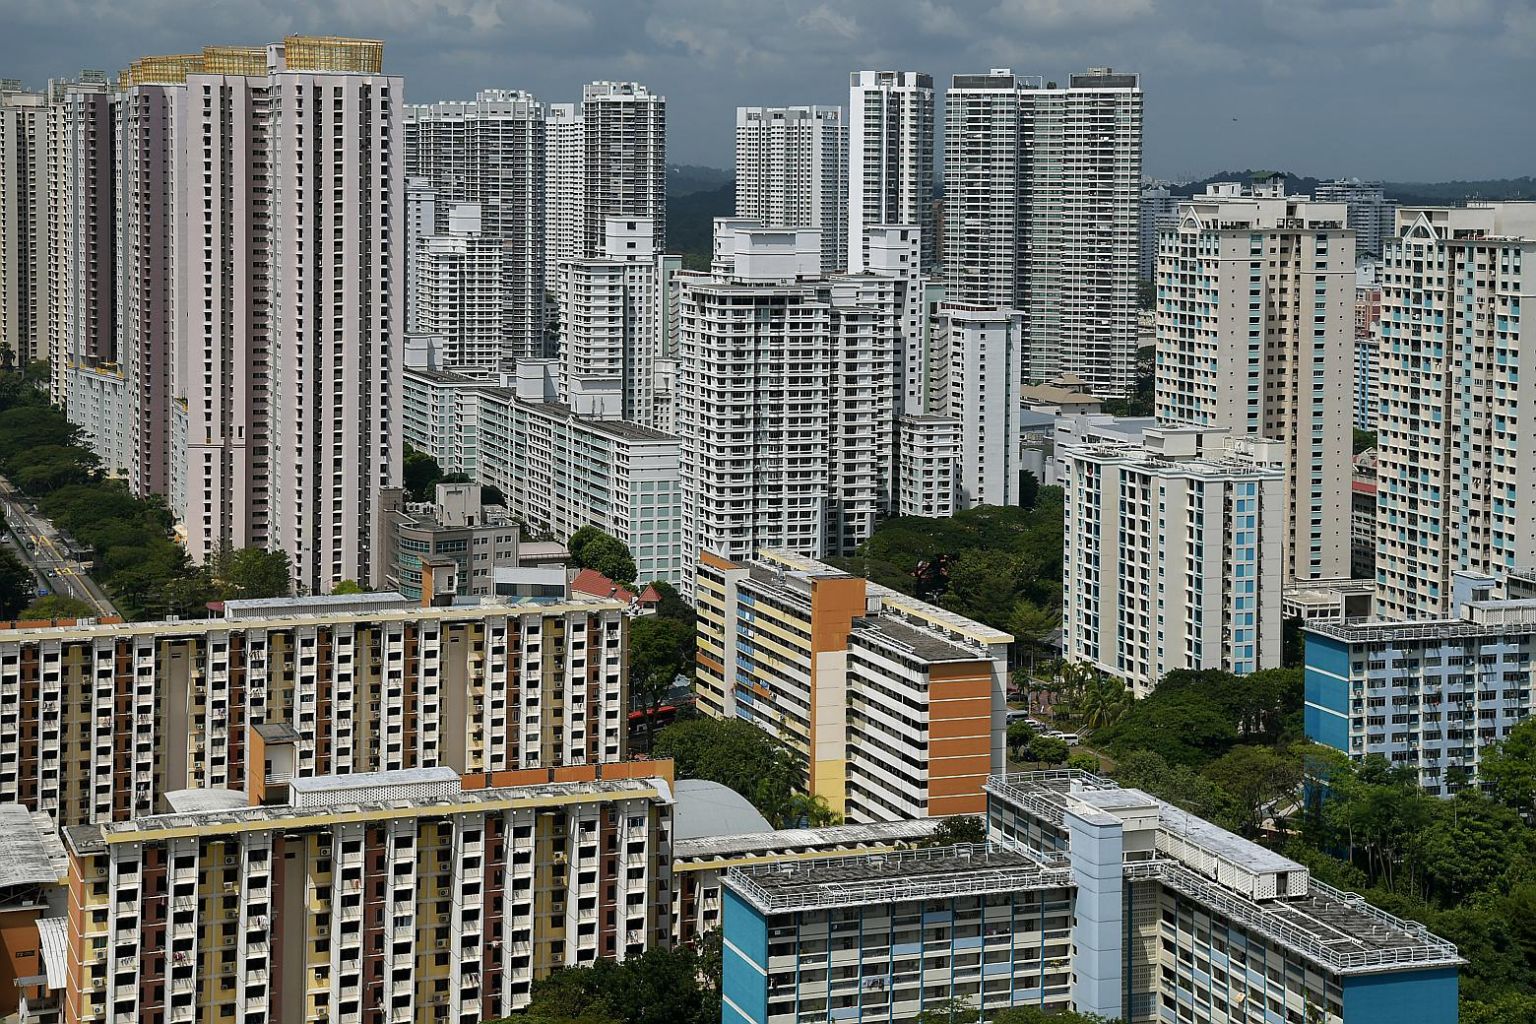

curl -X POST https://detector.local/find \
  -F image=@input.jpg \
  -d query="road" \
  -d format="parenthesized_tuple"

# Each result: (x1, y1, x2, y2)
(0, 475, 119, 619)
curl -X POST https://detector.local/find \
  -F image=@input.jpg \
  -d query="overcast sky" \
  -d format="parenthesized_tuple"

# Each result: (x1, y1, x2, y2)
(5, 0, 1533, 181)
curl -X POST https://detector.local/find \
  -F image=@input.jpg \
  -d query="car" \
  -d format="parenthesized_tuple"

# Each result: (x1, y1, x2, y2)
(1005, 709, 1030, 725)
(1056, 732, 1081, 745)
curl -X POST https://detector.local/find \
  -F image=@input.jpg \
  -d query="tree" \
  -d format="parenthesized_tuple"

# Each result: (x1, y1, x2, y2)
(1202, 745, 1301, 837)
(481, 484, 506, 507)
(0, 547, 36, 618)
(502, 942, 719, 1024)
(213, 547, 292, 600)
(1353, 428, 1377, 454)
(1010, 599, 1059, 678)
(1067, 751, 1101, 773)
(402, 444, 443, 501)
(628, 616, 693, 750)
(652, 718, 798, 824)
(568, 525, 637, 585)
(1074, 674, 1128, 731)
(1006, 720, 1036, 759)
(913, 999, 979, 1024)
(993, 1008, 1121, 1024)
(1481, 717, 1536, 816)
(331, 579, 367, 595)
(21, 594, 95, 620)
(785, 792, 842, 828)
(1027, 735, 1070, 765)
(648, 580, 695, 626)
(928, 814, 987, 846)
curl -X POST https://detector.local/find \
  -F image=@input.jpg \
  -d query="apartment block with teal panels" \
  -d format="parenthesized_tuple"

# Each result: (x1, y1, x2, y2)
(1305, 571, 1536, 795)
(723, 772, 1464, 1023)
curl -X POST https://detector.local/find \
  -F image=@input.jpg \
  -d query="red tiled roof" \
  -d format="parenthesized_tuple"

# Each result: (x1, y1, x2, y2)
(570, 568, 637, 605)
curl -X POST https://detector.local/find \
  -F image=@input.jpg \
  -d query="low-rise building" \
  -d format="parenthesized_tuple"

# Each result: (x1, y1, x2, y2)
(695, 550, 1010, 823)
(0, 593, 629, 828)
(378, 483, 568, 601)
(1305, 571, 1536, 795)
(722, 770, 1463, 1024)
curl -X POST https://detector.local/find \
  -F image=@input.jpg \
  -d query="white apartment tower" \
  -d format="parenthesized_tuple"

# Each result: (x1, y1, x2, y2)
(677, 222, 915, 578)
(403, 90, 546, 360)
(735, 105, 848, 273)
(0, 84, 48, 367)
(1375, 203, 1536, 619)
(181, 37, 402, 593)
(580, 82, 665, 256)
(944, 68, 1142, 396)
(1314, 178, 1398, 258)
(935, 305, 1023, 508)
(412, 203, 505, 369)
(1155, 182, 1355, 584)
(943, 70, 1020, 309)
(848, 71, 935, 272)
(559, 216, 679, 426)
(1061, 429, 1286, 696)
(45, 72, 115, 409)
(544, 101, 583, 293)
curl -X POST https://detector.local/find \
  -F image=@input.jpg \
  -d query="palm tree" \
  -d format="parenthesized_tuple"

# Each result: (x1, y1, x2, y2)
(1076, 675, 1129, 731)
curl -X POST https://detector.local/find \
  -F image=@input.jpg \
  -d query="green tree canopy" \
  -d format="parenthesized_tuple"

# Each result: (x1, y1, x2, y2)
(0, 547, 35, 618)
(652, 717, 803, 827)
(402, 443, 443, 502)
(1480, 717, 1536, 816)
(213, 547, 292, 600)
(928, 815, 987, 846)
(568, 525, 637, 584)
(21, 593, 96, 620)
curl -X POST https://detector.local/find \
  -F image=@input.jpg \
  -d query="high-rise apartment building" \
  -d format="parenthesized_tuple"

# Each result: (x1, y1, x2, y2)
(734, 105, 847, 273)
(935, 305, 1023, 508)
(403, 90, 546, 360)
(0, 83, 48, 368)
(45, 73, 114, 410)
(1374, 203, 1536, 619)
(1315, 178, 1398, 257)
(180, 37, 401, 593)
(1139, 182, 1177, 280)
(1061, 429, 1286, 696)
(579, 82, 665, 257)
(847, 71, 934, 272)
(1155, 182, 1354, 583)
(400, 362, 686, 586)
(944, 68, 1142, 397)
(543, 101, 583, 293)
(676, 222, 912, 571)
(559, 217, 679, 426)
(0, 592, 629, 829)
(1355, 266, 1383, 432)
(942, 70, 1020, 309)
(412, 204, 505, 369)
(726, 771, 1461, 1024)
(695, 550, 1010, 822)
(114, 66, 188, 499)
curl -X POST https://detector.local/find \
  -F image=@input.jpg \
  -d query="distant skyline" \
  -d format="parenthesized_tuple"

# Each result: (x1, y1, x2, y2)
(3, 0, 1533, 181)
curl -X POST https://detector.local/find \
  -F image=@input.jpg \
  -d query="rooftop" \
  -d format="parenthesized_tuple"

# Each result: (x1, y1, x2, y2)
(673, 779, 773, 842)
(989, 772, 1461, 975)
(66, 775, 671, 855)
(0, 805, 67, 888)
(675, 817, 941, 861)
(726, 843, 1070, 914)
(162, 788, 251, 814)
(853, 614, 983, 664)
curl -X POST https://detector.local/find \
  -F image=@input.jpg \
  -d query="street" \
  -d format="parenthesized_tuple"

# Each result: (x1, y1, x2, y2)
(0, 475, 119, 619)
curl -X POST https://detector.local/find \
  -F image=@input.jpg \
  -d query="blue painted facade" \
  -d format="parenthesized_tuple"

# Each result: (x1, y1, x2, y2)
(1304, 631, 1352, 754)
(722, 887, 768, 1024)
(1342, 966, 1459, 1024)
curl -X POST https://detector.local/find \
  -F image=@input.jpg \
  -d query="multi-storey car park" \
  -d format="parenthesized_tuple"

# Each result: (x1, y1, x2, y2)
(723, 771, 1462, 1024)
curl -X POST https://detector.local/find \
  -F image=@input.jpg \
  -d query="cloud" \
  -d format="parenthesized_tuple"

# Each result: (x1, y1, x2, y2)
(0, 0, 1530, 178)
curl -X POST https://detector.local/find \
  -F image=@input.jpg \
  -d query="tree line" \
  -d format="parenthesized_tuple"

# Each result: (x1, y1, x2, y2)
(0, 369, 292, 619)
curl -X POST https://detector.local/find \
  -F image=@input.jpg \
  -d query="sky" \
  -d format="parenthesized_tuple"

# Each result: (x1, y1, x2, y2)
(4, 0, 1533, 181)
